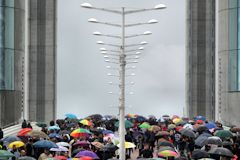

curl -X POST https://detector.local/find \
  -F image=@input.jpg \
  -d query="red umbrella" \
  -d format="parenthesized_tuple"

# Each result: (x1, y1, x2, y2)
(196, 120, 204, 124)
(54, 156, 67, 160)
(17, 128, 32, 136)
(80, 157, 93, 160)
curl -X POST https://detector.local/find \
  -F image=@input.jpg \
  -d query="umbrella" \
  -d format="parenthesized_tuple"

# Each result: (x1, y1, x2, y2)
(33, 140, 58, 149)
(172, 115, 180, 119)
(206, 136, 222, 146)
(135, 115, 146, 122)
(117, 142, 136, 149)
(1, 136, 21, 144)
(162, 115, 170, 120)
(148, 115, 156, 119)
(158, 141, 174, 148)
(102, 143, 118, 152)
(72, 148, 85, 157)
(75, 150, 99, 159)
(65, 113, 77, 119)
(180, 128, 196, 138)
(85, 114, 103, 121)
(49, 133, 62, 139)
(114, 120, 133, 129)
(194, 116, 206, 121)
(48, 125, 60, 131)
(196, 125, 208, 133)
(0, 150, 14, 158)
(59, 130, 70, 135)
(91, 142, 104, 149)
(102, 130, 113, 135)
(54, 155, 67, 160)
(208, 147, 234, 158)
(26, 130, 49, 139)
(173, 118, 183, 124)
(196, 120, 204, 124)
(149, 125, 161, 132)
(230, 127, 240, 133)
(125, 114, 137, 118)
(8, 141, 25, 149)
(18, 156, 36, 160)
(139, 122, 151, 129)
(195, 133, 212, 147)
(168, 124, 176, 130)
(50, 146, 68, 152)
(158, 150, 178, 158)
(36, 122, 47, 128)
(70, 128, 92, 138)
(158, 146, 176, 152)
(56, 142, 70, 147)
(205, 122, 217, 130)
(183, 123, 193, 130)
(80, 119, 93, 126)
(156, 131, 170, 137)
(192, 150, 209, 159)
(79, 157, 94, 160)
(214, 130, 233, 139)
(73, 141, 90, 147)
(17, 128, 32, 136)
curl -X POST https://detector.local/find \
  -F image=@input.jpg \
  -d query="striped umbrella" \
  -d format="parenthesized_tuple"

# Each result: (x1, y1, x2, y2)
(70, 128, 92, 138)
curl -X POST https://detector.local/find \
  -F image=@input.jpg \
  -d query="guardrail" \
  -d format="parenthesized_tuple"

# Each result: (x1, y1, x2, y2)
(2, 122, 40, 137)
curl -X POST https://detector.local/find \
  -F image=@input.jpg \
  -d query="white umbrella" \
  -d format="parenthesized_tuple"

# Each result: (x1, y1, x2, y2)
(50, 146, 68, 152)
(56, 142, 70, 147)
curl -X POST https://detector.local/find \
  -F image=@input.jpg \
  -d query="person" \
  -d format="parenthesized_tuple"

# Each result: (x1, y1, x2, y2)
(21, 119, 27, 128)
(139, 143, 153, 158)
(10, 145, 20, 160)
(38, 149, 53, 160)
(26, 138, 34, 157)
(27, 122, 32, 128)
(0, 128, 3, 139)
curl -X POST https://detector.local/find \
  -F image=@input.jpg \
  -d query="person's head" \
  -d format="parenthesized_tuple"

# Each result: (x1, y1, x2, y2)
(44, 149, 50, 154)
(143, 143, 150, 149)
(20, 150, 26, 156)
(12, 145, 17, 151)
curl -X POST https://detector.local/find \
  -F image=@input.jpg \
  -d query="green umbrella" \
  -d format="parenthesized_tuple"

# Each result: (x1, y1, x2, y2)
(214, 130, 233, 139)
(0, 150, 14, 159)
(139, 122, 151, 129)
(115, 120, 133, 129)
(36, 122, 47, 128)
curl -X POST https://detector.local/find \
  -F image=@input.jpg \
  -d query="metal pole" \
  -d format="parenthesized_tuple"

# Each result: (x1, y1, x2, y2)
(119, 7, 126, 160)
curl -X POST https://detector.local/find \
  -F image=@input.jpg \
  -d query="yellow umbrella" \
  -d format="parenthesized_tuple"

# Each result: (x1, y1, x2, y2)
(80, 119, 93, 126)
(8, 141, 24, 149)
(117, 142, 136, 149)
(173, 118, 183, 124)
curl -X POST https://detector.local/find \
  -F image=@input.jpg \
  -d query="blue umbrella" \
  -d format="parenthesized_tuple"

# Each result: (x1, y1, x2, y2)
(194, 116, 206, 121)
(48, 125, 60, 131)
(33, 140, 58, 149)
(49, 133, 62, 139)
(205, 122, 217, 130)
(1, 136, 21, 144)
(65, 113, 77, 119)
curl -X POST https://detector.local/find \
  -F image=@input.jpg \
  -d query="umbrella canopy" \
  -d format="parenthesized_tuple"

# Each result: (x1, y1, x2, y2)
(48, 126, 60, 131)
(192, 150, 209, 159)
(17, 128, 32, 136)
(36, 122, 47, 128)
(196, 125, 209, 133)
(114, 120, 133, 129)
(102, 143, 118, 152)
(50, 146, 68, 152)
(73, 141, 90, 147)
(59, 130, 70, 135)
(0, 150, 14, 158)
(56, 142, 70, 147)
(139, 122, 151, 129)
(168, 124, 176, 130)
(205, 122, 217, 130)
(230, 127, 240, 133)
(149, 125, 161, 132)
(1, 136, 21, 144)
(214, 130, 233, 139)
(65, 113, 77, 119)
(117, 142, 136, 149)
(173, 118, 183, 124)
(158, 141, 174, 148)
(102, 130, 113, 135)
(70, 128, 92, 138)
(49, 133, 62, 139)
(91, 142, 104, 149)
(75, 150, 99, 159)
(135, 115, 146, 122)
(125, 114, 137, 118)
(33, 140, 58, 149)
(156, 131, 170, 137)
(158, 150, 178, 158)
(206, 136, 223, 146)
(180, 128, 196, 138)
(80, 119, 93, 126)
(195, 133, 212, 147)
(8, 141, 25, 149)
(208, 147, 234, 158)
(196, 120, 204, 125)
(26, 130, 49, 139)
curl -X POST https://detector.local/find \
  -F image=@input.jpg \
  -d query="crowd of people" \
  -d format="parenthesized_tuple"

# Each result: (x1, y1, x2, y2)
(0, 113, 240, 160)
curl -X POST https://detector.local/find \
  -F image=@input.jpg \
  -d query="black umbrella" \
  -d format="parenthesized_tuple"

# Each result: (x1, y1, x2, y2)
(206, 136, 223, 146)
(102, 143, 118, 152)
(196, 125, 208, 133)
(208, 147, 234, 158)
(192, 149, 209, 159)
(158, 141, 174, 148)
(195, 133, 212, 147)
(180, 128, 196, 138)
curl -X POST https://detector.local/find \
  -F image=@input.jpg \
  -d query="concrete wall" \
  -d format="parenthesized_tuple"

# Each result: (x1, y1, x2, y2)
(28, 0, 56, 123)
(186, 0, 215, 120)
(218, 0, 240, 126)
(0, 0, 25, 128)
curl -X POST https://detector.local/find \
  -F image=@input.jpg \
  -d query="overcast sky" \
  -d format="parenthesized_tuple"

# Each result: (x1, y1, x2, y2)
(57, 0, 186, 119)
